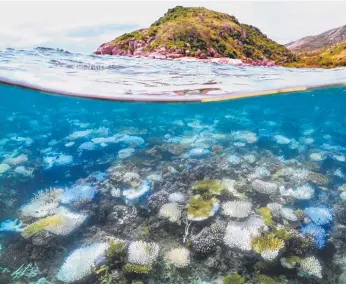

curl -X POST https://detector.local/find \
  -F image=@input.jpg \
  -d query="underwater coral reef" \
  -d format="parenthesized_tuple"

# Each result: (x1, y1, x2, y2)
(0, 84, 346, 284)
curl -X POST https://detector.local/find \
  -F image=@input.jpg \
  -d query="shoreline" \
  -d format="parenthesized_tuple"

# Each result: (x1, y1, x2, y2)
(94, 49, 277, 67)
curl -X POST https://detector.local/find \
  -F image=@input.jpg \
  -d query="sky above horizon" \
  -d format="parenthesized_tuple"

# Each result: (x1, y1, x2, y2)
(0, 1, 345, 54)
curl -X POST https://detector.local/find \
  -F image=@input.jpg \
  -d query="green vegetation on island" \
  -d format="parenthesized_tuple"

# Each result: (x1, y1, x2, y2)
(96, 6, 297, 65)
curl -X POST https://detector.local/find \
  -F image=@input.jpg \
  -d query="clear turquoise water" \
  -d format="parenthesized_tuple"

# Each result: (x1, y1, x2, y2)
(0, 48, 346, 284)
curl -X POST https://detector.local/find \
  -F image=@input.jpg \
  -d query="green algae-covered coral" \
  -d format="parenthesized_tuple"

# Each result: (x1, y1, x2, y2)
(187, 195, 219, 221)
(308, 172, 329, 185)
(253, 261, 268, 272)
(257, 274, 279, 284)
(193, 180, 226, 195)
(272, 227, 293, 241)
(251, 234, 284, 261)
(252, 234, 284, 254)
(22, 215, 62, 238)
(280, 256, 301, 269)
(223, 272, 245, 284)
(124, 264, 152, 274)
(106, 238, 126, 263)
(258, 207, 273, 226)
(295, 209, 305, 221)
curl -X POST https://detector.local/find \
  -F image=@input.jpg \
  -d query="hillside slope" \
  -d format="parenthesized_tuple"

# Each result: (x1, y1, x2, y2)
(285, 25, 346, 53)
(286, 25, 346, 68)
(95, 6, 297, 65)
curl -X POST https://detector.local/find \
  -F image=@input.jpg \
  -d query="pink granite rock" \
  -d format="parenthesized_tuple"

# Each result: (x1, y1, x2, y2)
(167, 53, 184, 59)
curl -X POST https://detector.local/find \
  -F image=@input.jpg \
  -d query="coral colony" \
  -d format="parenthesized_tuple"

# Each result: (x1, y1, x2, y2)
(0, 83, 346, 284)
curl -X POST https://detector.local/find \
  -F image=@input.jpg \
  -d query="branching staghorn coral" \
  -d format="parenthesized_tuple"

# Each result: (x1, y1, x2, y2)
(61, 185, 95, 205)
(191, 227, 217, 254)
(301, 223, 327, 249)
(106, 238, 127, 263)
(258, 207, 273, 226)
(10, 263, 40, 280)
(251, 234, 285, 261)
(291, 184, 315, 200)
(56, 242, 109, 283)
(22, 206, 86, 238)
(210, 221, 226, 243)
(127, 241, 159, 268)
(46, 207, 87, 236)
(298, 256, 322, 279)
(21, 188, 63, 218)
(223, 216, 266, 251)
(304, 207, 332, 226)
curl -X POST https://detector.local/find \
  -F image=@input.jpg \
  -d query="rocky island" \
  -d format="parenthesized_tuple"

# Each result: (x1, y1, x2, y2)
(94, 6, 298, 67)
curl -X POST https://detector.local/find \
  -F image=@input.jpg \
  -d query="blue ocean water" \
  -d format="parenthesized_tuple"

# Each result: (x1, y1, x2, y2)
(0, 48, 346, 284)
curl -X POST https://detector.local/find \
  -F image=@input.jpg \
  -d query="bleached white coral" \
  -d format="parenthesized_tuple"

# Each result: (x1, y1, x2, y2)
(248, 166, 270, 180)
(110, 188, 121, 197)
(0, 163, 10, 174)
(224, 225, 253, 251)
(300, 137, 314, 145)
(165, 247, 190, 268)
(340, 191, 346, 201)
(168, 192, 186, 203)
(117, 148, 135, 159)
(56, 242, 108, 283)
(283, 168, 310, 183)
(21, 188, 63, 218)
(309, 152, 325, 162)
(127, 241, 159, 265)
(2, 154, 28, 166)
(14, 166, 34, 177)
(232, 131, 258, 144)
(223, 216, 266, 251)
(244, 154, 256, 164)
(228, 155, 241, 165)
(66, 130, 92, 140)
(254, 166, 270, 178)
(267, 203, 282, 218)
(221, 201, 252, 218)
(292, 184, 315, 200)
(274, 135, 290, 144)
(221, 179, 243, 198)
(159, 203, 181, 223)
(123, 172, 140, 186)
(299, 256, 322, 279)
(61, 185, 95, 204)
(47, 207, 87, 236)
(261, 249, 283, 261)
(281, 208, 298, 222)
(252, 179, 278, 194)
